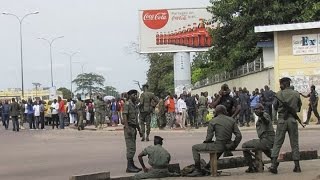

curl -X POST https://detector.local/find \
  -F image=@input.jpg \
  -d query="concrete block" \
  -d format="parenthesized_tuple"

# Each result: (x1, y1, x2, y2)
(110, 176, 133, 180)
(69, 172, 110, 180)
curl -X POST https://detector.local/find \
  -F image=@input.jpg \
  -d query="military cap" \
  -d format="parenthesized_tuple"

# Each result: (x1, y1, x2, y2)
(279, 77, 291, 83)
(127, 89, 138, 96)
(154, 136, 163, 141)
(254, 103, 264, 110)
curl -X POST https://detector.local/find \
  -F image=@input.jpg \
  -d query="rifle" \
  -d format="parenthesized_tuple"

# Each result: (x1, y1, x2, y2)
(274, 95, 305, 128)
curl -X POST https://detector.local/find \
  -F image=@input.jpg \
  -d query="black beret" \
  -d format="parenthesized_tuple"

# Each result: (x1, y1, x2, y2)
(279, 77, 291, 83)
(127, 89, 138, 96)
(154, 136, 163, 141)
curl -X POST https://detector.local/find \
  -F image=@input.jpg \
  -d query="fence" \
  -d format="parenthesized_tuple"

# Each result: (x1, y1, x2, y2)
(193, 57, 264, 88)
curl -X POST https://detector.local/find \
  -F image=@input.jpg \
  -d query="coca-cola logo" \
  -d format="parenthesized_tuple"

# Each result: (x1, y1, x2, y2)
(143, 10, 169, 30)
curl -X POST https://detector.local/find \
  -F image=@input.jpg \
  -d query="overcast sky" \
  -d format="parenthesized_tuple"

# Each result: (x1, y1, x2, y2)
(0, 0, 210, 93)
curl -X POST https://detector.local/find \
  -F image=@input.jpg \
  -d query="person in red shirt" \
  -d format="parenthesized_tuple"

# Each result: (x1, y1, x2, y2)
(58, 96, 66, 129)
(165, 93, 175, 129)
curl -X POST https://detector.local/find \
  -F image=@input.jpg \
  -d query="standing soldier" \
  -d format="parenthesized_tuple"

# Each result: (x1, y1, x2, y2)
(300, 85, 320, 125)
(269, 77, 302, 174)
(157, 97, 166, 130)
(20, 100, 26, 129)
(75, 96, 85, 131)
(139, 84, 158, 141)
(95, 96, 106, 129)
(124, 89, 143, 173)
(242, 103, 275, 173)
(197, 92, 208, 129)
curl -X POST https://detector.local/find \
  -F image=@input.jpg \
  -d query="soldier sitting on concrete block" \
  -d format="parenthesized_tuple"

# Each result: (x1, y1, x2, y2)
(242, 103, 275, 173)
(133, 136, 179, 180)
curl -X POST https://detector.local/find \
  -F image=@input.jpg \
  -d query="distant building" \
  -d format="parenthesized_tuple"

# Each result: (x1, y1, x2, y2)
(0, 87, 63, 101)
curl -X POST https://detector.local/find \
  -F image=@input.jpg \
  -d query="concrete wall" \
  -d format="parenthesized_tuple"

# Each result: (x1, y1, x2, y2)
(192, 68, 274, 97)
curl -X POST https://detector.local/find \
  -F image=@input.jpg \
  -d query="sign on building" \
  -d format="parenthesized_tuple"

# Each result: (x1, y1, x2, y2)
(139, 8, 214, 53)
(292, 34, 319, 55)
(49, 86, 57, 100)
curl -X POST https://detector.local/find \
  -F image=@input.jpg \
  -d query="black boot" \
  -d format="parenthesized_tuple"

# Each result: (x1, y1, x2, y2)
(293, 161, 301, 173)
(187, 162, 203, 177)
(141, 135, 145, 141)
(126, 159, 140, 173)
(132, 161, 142, 171)
(146, 135, 149, 141)
(269, 157, 279, 174)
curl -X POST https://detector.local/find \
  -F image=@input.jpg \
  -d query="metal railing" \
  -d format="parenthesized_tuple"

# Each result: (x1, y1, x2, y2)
(193, 57, 264, 88)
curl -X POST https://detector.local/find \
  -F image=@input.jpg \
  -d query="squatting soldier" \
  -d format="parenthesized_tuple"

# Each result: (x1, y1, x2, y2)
(124, 89, 143, 173)
(242, 103, 275, 173)
(75, 96, 86, 131)
(300, 85, 320, 125)
(188, 105, 242, 177)
(269, 77, 302, 174)
(139, 84, 158, 141)
(134, 136, 172, 180)
(94, 96, 106, 129)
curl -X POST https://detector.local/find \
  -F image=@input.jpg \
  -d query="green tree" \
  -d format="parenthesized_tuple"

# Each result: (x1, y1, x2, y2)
(104, 86, 120, 98)
(57, 87, 72, 99)
(193, 0, 320, 81)
(146, 53, 174, 97)
(72, 73, 105, 99)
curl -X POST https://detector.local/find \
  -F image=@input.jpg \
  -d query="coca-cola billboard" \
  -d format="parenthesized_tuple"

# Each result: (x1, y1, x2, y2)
(139, 8, 215, 53)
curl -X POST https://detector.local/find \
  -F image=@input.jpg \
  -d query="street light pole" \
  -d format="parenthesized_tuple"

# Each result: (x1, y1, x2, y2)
(38, 36, 64, 87)
(2, 11, 39, 98)
(62, 52, 79, 98)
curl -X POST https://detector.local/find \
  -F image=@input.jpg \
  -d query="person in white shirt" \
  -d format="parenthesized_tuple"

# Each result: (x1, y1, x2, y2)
(33, 101, 40, 129)
(51, 99, 59, 129)
(177, 95, 187, 129)
(67, 99, 76, 124)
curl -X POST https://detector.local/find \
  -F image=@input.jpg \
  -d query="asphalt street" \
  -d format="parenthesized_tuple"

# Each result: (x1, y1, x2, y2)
(0, 124, 319, 180)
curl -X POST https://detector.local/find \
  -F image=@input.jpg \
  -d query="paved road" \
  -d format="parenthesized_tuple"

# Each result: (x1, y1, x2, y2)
(0, 125, 319, 180)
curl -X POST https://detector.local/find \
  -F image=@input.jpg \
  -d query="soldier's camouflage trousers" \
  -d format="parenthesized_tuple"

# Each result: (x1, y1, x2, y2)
(140, 112, 151, 136)
(271, 116, 300, 160)
(124, 126, 137, 160)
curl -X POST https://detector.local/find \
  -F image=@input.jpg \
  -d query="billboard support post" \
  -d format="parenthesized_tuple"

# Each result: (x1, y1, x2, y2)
(174, 52, 191, 96)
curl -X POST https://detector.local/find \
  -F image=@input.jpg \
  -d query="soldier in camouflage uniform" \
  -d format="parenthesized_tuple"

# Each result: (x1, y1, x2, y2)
(94, 96, 106, 129)
(197, 92, 208, 129)
(242, 103, 275, 173)
(188, 105, 242, 177)
(139, 84, 158, 141)
(157, 97, 166, 129)
(269, 77, 302, 174)
(300, 85, 320, 125)
(124, 89, 143, 173)
(134, 136, 172, 180)
(75, 96, 86, 131)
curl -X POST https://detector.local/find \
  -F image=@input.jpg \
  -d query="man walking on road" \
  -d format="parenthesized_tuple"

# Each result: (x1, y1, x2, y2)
(75, 96, 85, 131)
(10, 98, 20, 132)
(139, 84, 158, 141)
(2, 100, 10, 130)
(188, 105, 242, 177)
(124, 89, 142, 173)
(269, 77, 302, 174)
(242, 103, 275, 173)
(300, 85, 320, 125)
